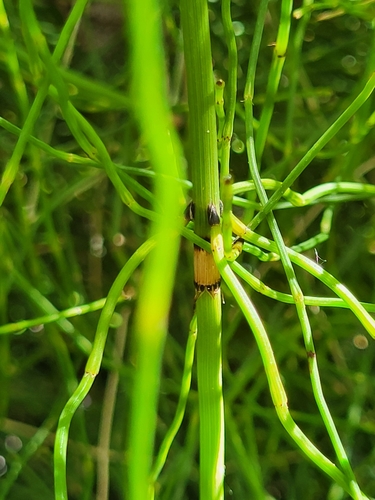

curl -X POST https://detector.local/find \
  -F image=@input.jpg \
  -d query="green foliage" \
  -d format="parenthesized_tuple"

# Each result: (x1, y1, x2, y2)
(1, 0, 375, 499)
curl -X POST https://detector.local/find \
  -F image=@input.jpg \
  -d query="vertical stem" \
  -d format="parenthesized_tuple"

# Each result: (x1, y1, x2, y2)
(180, 0, 220, 232)
(220, 0, 237, 179)
(127, 0, 185, 499)
(196, 292, 224, 500)
(255, 0, 293, 163)
(180, 1, 224, 498)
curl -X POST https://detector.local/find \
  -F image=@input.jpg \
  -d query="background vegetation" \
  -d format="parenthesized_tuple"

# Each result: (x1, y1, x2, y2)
(1, 0, 375, 499)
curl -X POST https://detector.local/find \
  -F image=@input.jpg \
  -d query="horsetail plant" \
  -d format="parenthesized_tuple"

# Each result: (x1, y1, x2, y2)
(180, 0, 225, 497)
(1, 1, 375, 499)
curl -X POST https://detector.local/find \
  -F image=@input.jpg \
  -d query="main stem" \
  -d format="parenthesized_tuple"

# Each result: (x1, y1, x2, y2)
(180, 1, 224, 498)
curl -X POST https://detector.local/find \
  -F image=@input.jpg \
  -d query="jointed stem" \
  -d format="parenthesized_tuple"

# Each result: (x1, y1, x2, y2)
(180, 0, 224, 498)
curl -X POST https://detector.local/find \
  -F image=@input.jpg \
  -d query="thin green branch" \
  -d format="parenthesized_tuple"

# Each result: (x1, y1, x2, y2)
(245, 36, 364, 492)
(54, 237, 156, 500)
(220, 0, 237, 178)
(255, 0, 293, 162)
(211, 229, 365, 497)
(250, 72, 375, 229)
(232, 215, 375, 339)
(96, 309, 130, 500)
(150, 315, 197, 488)
(0, 0, 90, 207)
(230, 260, 375, 312)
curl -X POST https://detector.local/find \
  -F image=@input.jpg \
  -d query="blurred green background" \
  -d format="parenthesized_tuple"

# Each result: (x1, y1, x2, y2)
(1, 0, 375, 498)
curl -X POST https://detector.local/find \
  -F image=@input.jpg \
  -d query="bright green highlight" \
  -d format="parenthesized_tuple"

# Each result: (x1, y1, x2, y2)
(126, 1, 186, 500)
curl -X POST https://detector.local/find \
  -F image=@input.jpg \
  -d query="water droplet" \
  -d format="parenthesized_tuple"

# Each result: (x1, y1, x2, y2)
(353, 334, 368, 350)
(30, 324, 44, 333)
(5, 435, 23, 453)
(341, 55, 357, 70)
(0, 456, 7, 477)
(113, 233, 126, 247)
(90, 234, 106, 258)
(232, 21, 244, 36)
(231, 138, 245, 154)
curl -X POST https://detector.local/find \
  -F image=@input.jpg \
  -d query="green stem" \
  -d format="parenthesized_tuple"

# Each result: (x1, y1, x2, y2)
(250, 72, 375, 229)
(220, 0, 237, 179)
(284, 0, 313, 157)
(255, 0, 293, 162)
(180, 0, 219, 233)
(232, 215, 375, 339)
(126, 1, 186, 499)
(54, 238, 155, 500)
(0, 0, 90, 207)
(196, 292, 224, 500)
(150, 315, 197, 487)
(245, 34, 362, 494)
(180, 1, 224, 498)
(211, 230, 367, 497)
